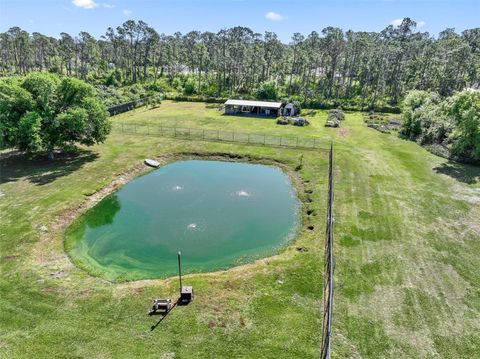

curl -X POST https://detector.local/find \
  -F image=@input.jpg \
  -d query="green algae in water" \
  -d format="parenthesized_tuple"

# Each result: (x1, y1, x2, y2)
(66, 160, 300, 281)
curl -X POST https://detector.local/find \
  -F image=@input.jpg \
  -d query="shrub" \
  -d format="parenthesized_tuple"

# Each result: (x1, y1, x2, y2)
(325, 108, 344, 127)
(401, 89, 480, 162)
(329, 108, 345, 121)
(363, 113, 402, 134)
(148, 97, 162, 109)
(183, 78, 196, 96)
(255, 81, 278, 100)
(104, 69, 123, 87)
(445, 91, 480, 161)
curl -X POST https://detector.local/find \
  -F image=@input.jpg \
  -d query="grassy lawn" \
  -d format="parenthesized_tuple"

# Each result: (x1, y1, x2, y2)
(1, 101, 479, 358)
(113, 100, 331, 138)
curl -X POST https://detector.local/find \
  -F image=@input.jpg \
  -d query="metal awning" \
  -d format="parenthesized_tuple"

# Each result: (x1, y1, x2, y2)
(224, 99, 283, 109)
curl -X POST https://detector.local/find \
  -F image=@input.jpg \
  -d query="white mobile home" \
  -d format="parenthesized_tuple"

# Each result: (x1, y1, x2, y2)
(224, 99, 283, 117)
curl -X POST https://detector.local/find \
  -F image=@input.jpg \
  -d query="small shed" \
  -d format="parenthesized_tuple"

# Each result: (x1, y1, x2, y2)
(283, 103, 297, 117)
(224, 99, 283, 117)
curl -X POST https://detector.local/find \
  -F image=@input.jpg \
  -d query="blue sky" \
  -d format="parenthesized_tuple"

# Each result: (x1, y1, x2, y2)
(0, 0, 478, 42)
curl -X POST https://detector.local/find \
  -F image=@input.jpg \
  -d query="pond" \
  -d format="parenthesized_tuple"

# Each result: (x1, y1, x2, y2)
(65, 160, 300, 281)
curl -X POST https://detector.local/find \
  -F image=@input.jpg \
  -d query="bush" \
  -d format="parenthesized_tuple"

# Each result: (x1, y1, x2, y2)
(163, 94, 226, 103)
(277, 117, 309, 127)
(94, 82, 163, 108)
(148, 97, 162, 109)
(445, 91, 480, 161)
(325, 108, 345, 127)
(104, 69, 123, 87)
(292, 100, 302, 114)
(401, 90, 438, 139)
(325, 119, 339, 128)
(401, 90, 480, 162)
(364, 113, 402, 134)
(328, 108, 345, 121)
(183, 78, 196, 96)
(255, 81, 278, 100)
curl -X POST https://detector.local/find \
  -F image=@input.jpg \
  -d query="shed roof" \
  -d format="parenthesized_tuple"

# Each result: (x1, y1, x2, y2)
(224, 99, 283, 109)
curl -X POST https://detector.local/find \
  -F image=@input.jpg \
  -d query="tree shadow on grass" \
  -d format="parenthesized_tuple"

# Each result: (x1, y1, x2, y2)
(433, 161, 480, 184)
(0, 150, 99, 186)
(204, 103, 222, 110)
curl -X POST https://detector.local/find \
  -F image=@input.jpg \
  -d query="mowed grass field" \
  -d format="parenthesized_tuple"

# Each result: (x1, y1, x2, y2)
(113, 100, 331, 138)
(1, 101, 479, 358)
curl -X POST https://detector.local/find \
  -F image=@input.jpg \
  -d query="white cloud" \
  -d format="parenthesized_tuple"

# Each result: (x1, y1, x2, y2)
(103, 3, 115, 8)
(123, 9, 132, 15)
(390, 18, 403, 27)
(265, 11, 286, 21)
(72, 0, 98, 9)
(417, 21, 426, 28)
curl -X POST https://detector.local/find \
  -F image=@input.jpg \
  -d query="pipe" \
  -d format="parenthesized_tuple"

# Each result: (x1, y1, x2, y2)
(178, 251, 182, 294)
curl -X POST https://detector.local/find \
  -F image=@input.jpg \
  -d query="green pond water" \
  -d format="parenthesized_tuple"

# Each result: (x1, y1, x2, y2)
(66, 160, 300, 280)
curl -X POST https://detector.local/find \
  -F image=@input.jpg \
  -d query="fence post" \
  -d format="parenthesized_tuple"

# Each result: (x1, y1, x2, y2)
(321, 144, 334, 359)
(117, 123, 331, 152)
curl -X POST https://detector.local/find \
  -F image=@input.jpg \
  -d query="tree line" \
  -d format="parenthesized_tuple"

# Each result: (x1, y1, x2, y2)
(1, 18, 479, 110)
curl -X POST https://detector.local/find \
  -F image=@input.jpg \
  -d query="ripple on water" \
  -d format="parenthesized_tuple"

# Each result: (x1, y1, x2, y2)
(236, 190, 251, 197)
(183, 219, 207, 234)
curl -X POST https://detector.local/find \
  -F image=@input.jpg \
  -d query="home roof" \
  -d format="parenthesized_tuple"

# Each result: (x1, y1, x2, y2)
(224, 99, 283, 109)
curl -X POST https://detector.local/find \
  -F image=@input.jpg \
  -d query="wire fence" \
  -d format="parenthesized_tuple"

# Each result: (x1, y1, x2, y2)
(111, 122, 331, 151)
(107, 95, 162, 116)
(321, 144, 335, 359)
(109, 98, 334, 353)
